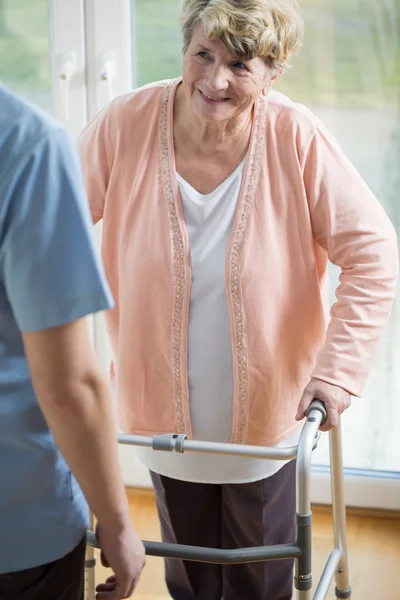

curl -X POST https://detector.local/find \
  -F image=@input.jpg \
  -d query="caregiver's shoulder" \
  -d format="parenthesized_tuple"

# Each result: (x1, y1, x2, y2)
(0, 84, 71, 174)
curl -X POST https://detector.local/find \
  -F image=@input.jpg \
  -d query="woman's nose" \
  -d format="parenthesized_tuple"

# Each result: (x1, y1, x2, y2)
(206, 64, 230, 92)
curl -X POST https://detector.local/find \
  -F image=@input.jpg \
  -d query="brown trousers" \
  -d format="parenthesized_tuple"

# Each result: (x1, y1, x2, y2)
(150, 459, 296, 600)
(0, 536, 86, 600)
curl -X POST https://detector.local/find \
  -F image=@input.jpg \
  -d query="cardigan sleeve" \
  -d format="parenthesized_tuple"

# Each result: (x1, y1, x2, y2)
(77, 104, 111, 224)
(302, 123, 398, 397)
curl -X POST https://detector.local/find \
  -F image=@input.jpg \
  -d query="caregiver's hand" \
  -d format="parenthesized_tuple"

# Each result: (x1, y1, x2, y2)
(95, 521, 146, 599)
(296, 378, 351, 432)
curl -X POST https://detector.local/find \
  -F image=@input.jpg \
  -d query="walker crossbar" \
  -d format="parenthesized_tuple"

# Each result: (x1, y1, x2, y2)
(117, 432, 301, 460)
(86, 531, 302, 564)
(85, 400, 352, 600)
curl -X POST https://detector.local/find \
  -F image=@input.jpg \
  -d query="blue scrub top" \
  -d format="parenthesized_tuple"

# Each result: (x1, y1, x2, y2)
(0, 84, 113, 573)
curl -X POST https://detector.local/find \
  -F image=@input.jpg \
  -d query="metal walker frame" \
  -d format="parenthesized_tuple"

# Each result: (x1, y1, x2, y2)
(85, 400, 351, 599)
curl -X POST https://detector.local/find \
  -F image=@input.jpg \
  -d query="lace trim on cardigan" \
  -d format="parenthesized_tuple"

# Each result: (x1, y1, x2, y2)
(158, 80, 190, 434)
(229, 97, 269, 444)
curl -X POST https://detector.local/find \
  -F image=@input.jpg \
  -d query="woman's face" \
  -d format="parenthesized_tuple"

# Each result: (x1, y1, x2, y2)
(182, 23, 275, 125)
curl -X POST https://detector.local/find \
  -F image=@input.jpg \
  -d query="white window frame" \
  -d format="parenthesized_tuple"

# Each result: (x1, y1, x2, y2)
(49, 0, 99, 345)
(84, 0, 133, 118)
(81, 0, 400, 509)
(82, 0, 133, 367)
(50, 0, 88, 136)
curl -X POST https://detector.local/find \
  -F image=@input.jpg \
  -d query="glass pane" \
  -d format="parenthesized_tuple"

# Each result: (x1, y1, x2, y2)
(275, 1, 400, 473)
(132, 1, 400, 473)
(133, 0, 181, 87)
(0, 0, 52, 112)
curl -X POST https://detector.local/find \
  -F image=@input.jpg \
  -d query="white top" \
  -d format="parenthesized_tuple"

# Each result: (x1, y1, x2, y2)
(134, 157, 301, 483)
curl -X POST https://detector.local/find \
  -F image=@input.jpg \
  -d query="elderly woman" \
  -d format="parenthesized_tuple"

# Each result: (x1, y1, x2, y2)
(78, 0, 398, 598)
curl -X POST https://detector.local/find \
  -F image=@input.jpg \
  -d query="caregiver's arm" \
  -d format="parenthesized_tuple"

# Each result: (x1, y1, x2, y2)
(22, 319, 134, 535)
(23, 320, 145, 599)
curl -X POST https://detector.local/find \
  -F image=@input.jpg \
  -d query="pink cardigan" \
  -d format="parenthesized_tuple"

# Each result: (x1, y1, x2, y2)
(78, 78, 398, 446)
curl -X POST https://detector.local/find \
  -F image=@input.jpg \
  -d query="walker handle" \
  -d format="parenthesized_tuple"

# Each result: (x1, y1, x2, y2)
(306, 399, 328, 425)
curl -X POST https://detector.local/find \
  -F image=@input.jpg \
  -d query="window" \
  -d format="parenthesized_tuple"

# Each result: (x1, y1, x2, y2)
(0, 0, 52, 112)
(0, 0, 87, 136)
(133, 0, 181, 87)
(275, 1, 400, 475)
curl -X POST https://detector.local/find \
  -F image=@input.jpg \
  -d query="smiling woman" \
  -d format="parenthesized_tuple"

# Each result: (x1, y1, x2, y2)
(77, 1, 398, 599)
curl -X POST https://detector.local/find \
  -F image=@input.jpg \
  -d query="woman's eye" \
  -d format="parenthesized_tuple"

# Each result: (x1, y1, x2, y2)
(233, 61, 247, 70)
(198, 51, 209, 59)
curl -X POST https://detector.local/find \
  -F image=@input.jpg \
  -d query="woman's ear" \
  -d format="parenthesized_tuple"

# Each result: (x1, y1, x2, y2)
(263, 68, 283, 95)
(272, 67, 283, 83)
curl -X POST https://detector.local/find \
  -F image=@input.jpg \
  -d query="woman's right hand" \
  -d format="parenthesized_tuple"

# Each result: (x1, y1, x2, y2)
(95, 522, 146, 599)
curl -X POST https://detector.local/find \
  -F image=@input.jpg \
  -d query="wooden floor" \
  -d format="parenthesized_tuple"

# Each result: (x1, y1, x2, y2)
(94, 489, 400, 599)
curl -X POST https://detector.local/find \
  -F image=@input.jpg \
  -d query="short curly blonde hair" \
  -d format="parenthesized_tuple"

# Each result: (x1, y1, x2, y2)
(181, 0, 304, 70)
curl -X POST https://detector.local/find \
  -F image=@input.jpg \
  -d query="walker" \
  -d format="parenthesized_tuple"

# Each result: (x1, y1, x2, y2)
(85, 400, 351, 599)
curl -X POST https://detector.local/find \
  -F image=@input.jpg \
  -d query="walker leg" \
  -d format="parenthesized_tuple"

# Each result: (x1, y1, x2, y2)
(297, 590, 313, 599)
(85, 512, 96, 600)
(295, 507, 313, 600)
(295, 419, 318, 600)
(330, 419, 351, 599)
